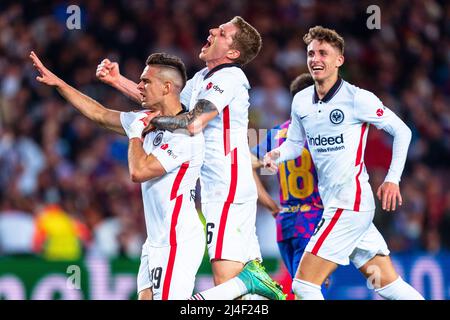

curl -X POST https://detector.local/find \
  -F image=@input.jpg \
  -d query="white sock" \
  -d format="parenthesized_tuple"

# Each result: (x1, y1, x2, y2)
(189, 278, 247, 300)
(292, 279, 324, 300)
(240, 294, 269, 300)
(375, 277, 424, 300)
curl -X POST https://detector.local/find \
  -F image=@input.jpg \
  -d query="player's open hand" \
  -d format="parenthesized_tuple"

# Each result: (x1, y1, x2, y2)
(263, 150, 280, 174)
(96, 58, 120, 85)
(377, 181, 402, 212)
(123, 110, 160, 139)
(29, 51, 63, 87)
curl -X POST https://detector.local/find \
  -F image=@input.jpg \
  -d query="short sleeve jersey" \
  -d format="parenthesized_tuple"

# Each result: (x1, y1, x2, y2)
(120, 111, 204, 247)
(181, 64, 257, 203)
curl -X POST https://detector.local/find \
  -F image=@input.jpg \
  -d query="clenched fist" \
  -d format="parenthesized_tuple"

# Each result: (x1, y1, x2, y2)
(96, 58, 120, 86)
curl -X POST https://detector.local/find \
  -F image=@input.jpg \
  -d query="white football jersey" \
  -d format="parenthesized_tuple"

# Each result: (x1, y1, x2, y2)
(181, 65, 257, 203)
(280, 78, 408, 211)
(120, 111, 204, 247)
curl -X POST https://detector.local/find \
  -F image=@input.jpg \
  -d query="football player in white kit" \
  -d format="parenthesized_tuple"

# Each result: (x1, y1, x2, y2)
(30, 51, 206, 300)
(264, 26, 424, 300)
(95, 16, 285, 300)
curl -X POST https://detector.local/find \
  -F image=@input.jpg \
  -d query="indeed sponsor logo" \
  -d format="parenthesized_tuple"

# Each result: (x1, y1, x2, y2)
(307, 133, 344, 146)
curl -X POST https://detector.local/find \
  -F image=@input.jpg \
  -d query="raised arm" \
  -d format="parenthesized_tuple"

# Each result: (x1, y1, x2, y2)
(30, 51, 125, 135)
(150, 99, 219, 135)
(96, 59, 141, 104)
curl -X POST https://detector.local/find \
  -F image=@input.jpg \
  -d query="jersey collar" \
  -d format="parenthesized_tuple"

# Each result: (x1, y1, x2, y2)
(176, 103, 188, 115)
(204, 63, 242, 80)
(149, 104, 187, 135)
(313, 76, 343, 104)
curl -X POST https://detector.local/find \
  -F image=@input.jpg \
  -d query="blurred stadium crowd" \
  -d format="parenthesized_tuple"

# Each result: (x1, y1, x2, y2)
(0, 0, 449, 261)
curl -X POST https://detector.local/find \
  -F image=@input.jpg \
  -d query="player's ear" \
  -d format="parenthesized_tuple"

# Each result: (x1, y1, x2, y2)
(163, 81, 171, 95)
(336, 54, 344, 68)
(226, 49, 240, 61)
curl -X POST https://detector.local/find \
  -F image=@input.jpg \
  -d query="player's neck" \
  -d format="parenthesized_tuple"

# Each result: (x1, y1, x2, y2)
(315, 74, 339, 100)
(206, 57, 233, 70)
(161, 100, 184, 116)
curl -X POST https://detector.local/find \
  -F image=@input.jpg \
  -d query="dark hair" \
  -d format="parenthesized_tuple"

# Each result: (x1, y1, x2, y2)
(290, 73, 314, 96)
(146, 53, 187, 89)
(303, 26, 345, 54)
(230, 16, 262, 66)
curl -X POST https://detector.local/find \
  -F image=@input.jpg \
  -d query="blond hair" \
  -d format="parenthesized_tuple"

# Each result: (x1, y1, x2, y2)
(230, 16, 262, 65)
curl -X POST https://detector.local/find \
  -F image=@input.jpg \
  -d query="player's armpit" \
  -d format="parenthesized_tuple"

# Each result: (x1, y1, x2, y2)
(150, 99, 218, 134)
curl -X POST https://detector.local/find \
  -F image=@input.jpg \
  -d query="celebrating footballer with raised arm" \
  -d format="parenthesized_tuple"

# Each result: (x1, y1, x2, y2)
(96, 16, 285, 300)
(30, 51, 206, 300)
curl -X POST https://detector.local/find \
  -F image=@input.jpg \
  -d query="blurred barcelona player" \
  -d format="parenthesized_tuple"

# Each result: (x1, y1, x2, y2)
(252, 73, 329, 297)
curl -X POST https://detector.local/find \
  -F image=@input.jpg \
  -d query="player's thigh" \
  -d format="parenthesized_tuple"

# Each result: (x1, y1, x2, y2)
(304, 207, 374, 266)
(349, 222, 396, 287)
(149, 231, 205, 300)
(169, 231, 206, 299)
(350, 222, 390, 268)
(137, 241, 152, 299)
(203, 201, 261, 265)
(291, 237, 310, 279)
(277, 239, 295, 278)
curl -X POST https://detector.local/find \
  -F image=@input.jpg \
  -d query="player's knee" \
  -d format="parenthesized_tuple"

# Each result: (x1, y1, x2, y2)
(375, 277, 424, 300)
(211, 260, 243, 285)
(213, 270, 239, 285)
(138, 288, 153, 300)
(292, 279, 324, 300)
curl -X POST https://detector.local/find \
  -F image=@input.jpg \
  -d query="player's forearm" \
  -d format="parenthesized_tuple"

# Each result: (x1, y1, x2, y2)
(251, 153, 263, 169)
(150, 99, 216, 134)
(253, 170, 279, 213)
(128, 139, 163, 182)
(150, 113, 191, 134)
(112, 75, 141, 104)
(382, 117, 412, 183)
(55, 82, 124, 135)
(275, 138, 304, 164)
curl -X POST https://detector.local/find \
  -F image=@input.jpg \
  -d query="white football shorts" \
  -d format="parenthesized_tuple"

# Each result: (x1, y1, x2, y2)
(305, 207, 390, 268)
(137, 230, 205, 300)
(202, 200, 262, 264)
